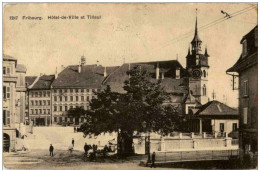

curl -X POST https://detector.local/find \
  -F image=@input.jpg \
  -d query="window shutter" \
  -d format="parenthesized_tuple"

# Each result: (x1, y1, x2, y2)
(7, 87, 10, 99)
(7, 111, 10, 125)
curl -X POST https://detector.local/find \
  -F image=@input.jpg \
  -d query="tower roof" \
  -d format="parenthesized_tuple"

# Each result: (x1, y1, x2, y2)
(191, 16, 202, 43)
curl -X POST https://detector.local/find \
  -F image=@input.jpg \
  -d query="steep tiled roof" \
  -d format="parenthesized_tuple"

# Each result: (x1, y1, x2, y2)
(30, 75, 55, 90)
(103, 60, 185, 94)
(196, 100, 238, 116)
(16, 64, 27, 73)
(52, 65, 119, 89)
(25, 76, 37, 86)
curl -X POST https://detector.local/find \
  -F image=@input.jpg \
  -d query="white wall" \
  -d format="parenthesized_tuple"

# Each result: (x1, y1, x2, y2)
(211, 119, 239, 134)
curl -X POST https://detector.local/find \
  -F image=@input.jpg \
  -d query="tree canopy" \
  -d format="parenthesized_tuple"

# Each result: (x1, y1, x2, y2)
(80, 66, 181, 137)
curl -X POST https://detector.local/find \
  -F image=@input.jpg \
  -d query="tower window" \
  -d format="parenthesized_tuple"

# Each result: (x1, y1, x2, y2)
(203, 84, 206, 96)
(203, 70, 206, 77)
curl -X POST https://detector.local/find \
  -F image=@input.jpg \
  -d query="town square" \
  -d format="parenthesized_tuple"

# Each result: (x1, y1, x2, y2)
(2, 3, 258, 169)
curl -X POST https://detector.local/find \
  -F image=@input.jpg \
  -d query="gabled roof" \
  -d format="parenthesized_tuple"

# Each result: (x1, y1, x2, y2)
(52, 65, 119, 89)
(25, 76, 37, 87)
(16, 64, 27, 73)
(196, 100, 238, 116)
(103, 60, 185, 93)
(30, 75, 55, 90)
(227, 25, 258, 73)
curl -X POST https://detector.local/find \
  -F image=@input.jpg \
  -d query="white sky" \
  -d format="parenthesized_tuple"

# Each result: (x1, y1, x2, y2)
(3, 3, 258, 107)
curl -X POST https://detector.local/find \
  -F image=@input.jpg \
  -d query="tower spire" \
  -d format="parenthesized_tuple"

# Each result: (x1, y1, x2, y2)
(191, 9, 202, 43)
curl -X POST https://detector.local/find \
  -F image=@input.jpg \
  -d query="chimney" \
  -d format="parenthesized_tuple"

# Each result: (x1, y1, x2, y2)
(176, 67, 180, 79)
(78, 62, 81, 73)
(55, 67, 58, 79)
(104, 66, 107, 77)
(156, 62, 160, 80)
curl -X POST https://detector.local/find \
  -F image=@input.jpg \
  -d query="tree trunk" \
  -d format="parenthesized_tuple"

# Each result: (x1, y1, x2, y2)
(117, 131, 134, 157)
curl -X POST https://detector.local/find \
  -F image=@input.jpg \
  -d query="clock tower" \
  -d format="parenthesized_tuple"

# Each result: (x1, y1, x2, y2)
(186, 14, 210, 105)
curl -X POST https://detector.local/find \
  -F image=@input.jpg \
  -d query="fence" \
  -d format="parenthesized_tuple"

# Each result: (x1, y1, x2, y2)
(147, 149, 239, 163)
(134, 134, 238, 154)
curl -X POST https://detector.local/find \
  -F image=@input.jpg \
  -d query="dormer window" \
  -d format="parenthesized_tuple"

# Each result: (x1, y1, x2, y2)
(242, 40, 248, 58)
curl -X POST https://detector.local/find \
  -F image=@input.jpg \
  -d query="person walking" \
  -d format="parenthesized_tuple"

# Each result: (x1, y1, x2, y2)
(84, 142, 89, 155)
(49, 144, 54, 157)
(72, 138, 75, 147)
(74, 127, 76, 133)
(150, 152, 156, 168)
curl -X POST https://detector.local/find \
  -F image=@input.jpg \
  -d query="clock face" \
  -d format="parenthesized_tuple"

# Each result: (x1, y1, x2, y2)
(191, 69, 202, 79)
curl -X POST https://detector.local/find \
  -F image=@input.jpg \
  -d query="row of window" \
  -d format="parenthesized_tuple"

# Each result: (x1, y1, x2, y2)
(53, 88, 100, 93)
(54, 95, 95, 102)
(219, 123, 238, 132)
(54, 117, 85, 123)
(31, 91, 51, 97)
(53, 105, 90, 112)
(30, 109, 51, 115)
(31, 100, 51, 106)
(3, 66, 11, 75)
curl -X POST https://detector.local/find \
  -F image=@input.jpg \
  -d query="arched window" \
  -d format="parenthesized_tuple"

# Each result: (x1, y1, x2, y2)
(203, 70, 206, 77)
(203, 85, 206, 96)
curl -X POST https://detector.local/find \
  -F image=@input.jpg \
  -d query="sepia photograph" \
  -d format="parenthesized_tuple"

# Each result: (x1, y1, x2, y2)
(2, 2, 258, 169)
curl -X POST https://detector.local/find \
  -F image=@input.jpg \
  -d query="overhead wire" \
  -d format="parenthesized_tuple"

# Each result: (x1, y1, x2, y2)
(160, 6, 256, 49)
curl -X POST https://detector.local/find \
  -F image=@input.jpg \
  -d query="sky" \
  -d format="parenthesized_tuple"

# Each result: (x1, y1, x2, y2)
(3, 3, 258, 107)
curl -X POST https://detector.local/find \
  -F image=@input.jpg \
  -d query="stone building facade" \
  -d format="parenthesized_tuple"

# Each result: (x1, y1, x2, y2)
(3, 54, 27, 152)
(227, 25, 258, 166)
(28, 75, 55, 126)
(51, 57, 119, 125)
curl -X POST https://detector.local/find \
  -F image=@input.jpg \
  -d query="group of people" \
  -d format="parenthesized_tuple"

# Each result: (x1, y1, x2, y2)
(49, 139, 115, 161)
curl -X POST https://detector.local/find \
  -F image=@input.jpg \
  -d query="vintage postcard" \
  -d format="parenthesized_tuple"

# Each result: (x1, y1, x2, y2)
(3, 3, 258, 169)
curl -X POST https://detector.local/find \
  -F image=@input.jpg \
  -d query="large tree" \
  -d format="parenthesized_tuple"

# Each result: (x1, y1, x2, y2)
(80, 66, 181, 155)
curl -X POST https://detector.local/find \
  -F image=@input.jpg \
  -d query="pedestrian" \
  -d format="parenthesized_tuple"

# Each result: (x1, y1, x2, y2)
(72, 138, 75, 147)
(49, 144, 54, 157)
(103, 145, 109, 157)
(92, 144, 96, 152)
(68, 144, 73, 153)
(108, 145, 112, 152)
(74, 126, 76, 133)
(151, 152, 156, 168)
(84, 142, 89, 155)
